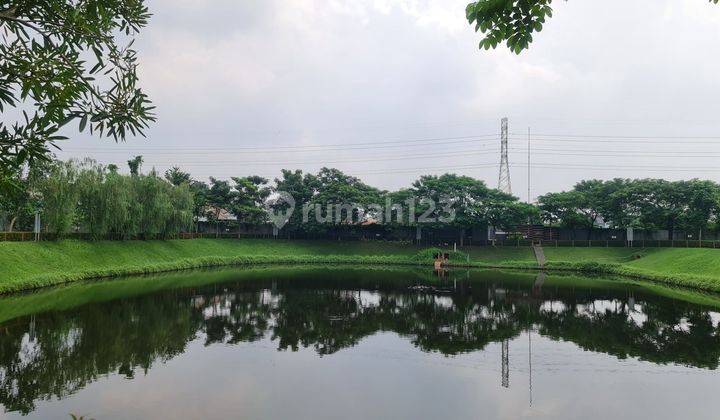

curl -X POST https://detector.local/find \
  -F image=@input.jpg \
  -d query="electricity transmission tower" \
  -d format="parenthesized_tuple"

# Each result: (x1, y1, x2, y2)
(498, 117, 512, 194)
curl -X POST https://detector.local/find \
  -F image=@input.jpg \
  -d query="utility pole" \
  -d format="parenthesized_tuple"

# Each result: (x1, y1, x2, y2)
(501, 339, 510, 388)
(498, 117, 512, 194)
(33, 212, 41, 241)
(528, 329, 533, 406)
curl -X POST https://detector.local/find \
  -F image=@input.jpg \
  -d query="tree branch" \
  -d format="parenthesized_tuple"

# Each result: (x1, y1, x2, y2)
(1, 13, 109, 108)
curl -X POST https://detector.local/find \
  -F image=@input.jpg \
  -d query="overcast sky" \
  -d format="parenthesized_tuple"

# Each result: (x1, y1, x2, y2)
(53, 0, 720, 200)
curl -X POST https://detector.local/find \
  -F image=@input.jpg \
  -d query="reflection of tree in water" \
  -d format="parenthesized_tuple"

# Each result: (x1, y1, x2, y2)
(539, 300, 720, 369)
(0, 297, 201, 414)
(1, 274, 720, 414)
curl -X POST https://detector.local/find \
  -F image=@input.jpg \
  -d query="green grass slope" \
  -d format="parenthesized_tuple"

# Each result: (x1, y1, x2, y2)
(1, 239, 720, 294)
(625, 248, 720, 278)
(0, 239, 426, 293)
(463, 246, 641, 263)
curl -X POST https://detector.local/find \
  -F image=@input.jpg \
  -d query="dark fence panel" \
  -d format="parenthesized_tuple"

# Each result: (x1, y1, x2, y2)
(2, 230, 720, 249)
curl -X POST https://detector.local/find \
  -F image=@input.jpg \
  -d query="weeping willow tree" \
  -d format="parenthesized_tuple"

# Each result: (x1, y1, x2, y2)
(136, 170, 174, 238)
(38, 161, 79, 237)
(36, 159, 193, 239)
(76, 159, 107, 238)
(103, 171, 135, 238)
(167, 182, 194, 237)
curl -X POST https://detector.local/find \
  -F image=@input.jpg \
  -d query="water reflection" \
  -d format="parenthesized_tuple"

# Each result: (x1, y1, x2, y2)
(1, 268, 719, 415)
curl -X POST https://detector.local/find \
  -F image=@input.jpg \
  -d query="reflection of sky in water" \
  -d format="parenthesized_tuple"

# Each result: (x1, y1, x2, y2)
(5, 332, 719, 420)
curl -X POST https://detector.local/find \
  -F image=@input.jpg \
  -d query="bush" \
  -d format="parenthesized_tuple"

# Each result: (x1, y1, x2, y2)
(413, 247, 469, 263)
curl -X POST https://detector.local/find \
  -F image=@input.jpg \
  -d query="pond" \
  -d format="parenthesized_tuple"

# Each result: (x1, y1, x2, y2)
(1, 266, 720, 419)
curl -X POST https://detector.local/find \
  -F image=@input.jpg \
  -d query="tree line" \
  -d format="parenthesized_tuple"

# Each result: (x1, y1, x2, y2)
(1, 157, 719, 239)
(0, 158, 193, 239)
(539, 179, 720, 239)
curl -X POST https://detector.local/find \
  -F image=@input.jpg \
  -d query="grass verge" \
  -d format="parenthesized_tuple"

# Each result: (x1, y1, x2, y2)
(1, 239, 720, 294)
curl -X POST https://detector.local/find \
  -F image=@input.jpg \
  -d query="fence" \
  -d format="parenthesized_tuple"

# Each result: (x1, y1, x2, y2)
(0, 232, 35, 242)
(178, 232, 274, 240)
(485, 239, 720, 248)
(2, 231, 719, 248)
(0, 231, 276, 242)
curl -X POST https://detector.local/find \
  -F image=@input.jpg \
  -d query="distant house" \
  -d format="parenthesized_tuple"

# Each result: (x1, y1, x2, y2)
(197, 206, 273, 237)
(197, 206, 237, 234)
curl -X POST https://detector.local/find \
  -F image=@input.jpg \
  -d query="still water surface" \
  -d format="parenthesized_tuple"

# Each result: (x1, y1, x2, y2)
(1, 266, 720, 419)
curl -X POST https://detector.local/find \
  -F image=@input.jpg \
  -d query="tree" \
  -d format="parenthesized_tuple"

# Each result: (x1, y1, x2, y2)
(410, 173, 529, 245)
(127, 155, 143, 176)
(0, 163, 46, 231)
(164, 167, 191, 186)
(538, 180, 611, 239)
(37, 160, 78, 237)
(0, 167, 26, 231)
(36, 159, 195, 239)
(0, 1, 155, 193)
(206, 177, 234, 236)
(75, 159, 108, 238)
(572, 179, 610, 238)
(411, 173, 493, 245)
(598, 178, 636, 229)
(231, 176, 270, 233)
(270, 169, 319, 237)
(629, 179, 687, 239)
(466, 0, 553, 54)
(103, 169, 134, 238)
(677, 180, 719, 238)
(135, 172, 173, 238)
(188, 179, 210, 233)
(538, 191, 586, 237)
(310, 168, 382, 239)
(482, 198, 539, 232)
(466, 0, 719, 54)
(165, 182, 194, 237)
(384, 188, 417, 230)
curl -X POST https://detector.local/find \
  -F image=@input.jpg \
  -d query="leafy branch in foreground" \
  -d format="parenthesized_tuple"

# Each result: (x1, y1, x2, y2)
(466, 0, 720, 54)
(0, 0, 155, 191)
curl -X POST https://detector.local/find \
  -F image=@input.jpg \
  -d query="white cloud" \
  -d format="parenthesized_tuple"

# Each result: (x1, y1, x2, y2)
(42, 0, 720, 193)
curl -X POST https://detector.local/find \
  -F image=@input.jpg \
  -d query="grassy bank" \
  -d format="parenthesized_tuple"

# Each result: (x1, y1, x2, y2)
(1, 239, 720, 294)
(0, 239, 426, 294)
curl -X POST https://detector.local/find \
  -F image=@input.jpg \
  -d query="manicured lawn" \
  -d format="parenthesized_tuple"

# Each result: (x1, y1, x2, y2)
(625, 248, 720, 279)
(0, 239, 418, 282)
(0, 239, 426, 293)
(1, 239, 720, 294)
(462, 246, 642, 263)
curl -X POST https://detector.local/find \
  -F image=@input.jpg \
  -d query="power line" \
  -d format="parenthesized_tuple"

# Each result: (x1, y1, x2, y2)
(59, 138, 499, 155)
(185, 163, 500, 178)
(130, 149, 503, 167)
(509, 132, 720, 139)
(507, 136, 720, 145)
(61, 134, 500, 152)
(506, 148, 720, 158)
(183, 161, 720, 180)
(79, 143, 720, 162)
(509, 162, 720, 172)
(507, 146, 720, 154)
